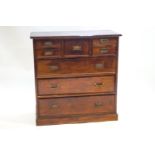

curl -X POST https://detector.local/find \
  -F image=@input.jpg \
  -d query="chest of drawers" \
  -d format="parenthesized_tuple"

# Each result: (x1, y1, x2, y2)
(30, 30, 121, 125)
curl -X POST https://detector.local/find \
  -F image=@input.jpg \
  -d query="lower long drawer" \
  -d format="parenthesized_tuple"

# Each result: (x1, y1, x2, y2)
(38, 95, 116, 117)
(38, 75, 115, 95)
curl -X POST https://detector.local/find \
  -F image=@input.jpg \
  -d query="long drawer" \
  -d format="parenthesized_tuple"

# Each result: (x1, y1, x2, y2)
(38, 95, 115, 117)
(38, 76, 115, 95)
(37, 56, 116, 76)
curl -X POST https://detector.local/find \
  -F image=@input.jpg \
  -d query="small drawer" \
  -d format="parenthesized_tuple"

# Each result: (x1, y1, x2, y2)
(36, 48, 60, 58)
(38, 76, 115, 95)
(37, 57, 116, 76)
(35, 40, 62, 49)
(93, 38, 117, 47)
(93, 47, 116, 55)
(38, 95, 115, 117)
(64, 39, 89, 55)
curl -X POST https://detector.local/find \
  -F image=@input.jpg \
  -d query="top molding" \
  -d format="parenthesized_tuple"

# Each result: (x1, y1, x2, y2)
(30, 30, 122, 39)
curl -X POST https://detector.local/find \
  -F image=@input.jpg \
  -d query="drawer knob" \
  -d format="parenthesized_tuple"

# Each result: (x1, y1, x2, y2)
(50, 84, 58, 88)
(100, 38, 109, 43)
(94, 82, 104, 88)
(95, 63, 104, 69)
(44, 50, 53, 56)
(44, 41, 53, 46)
(72, 45, 82, 51)
(49, 104, 58, 109)
(95, 102, 104, 107)
(100, 48, 108, 53)
(49, 65, 59, 71)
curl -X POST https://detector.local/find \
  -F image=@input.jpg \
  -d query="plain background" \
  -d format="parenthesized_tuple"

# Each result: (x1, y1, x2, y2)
(0, 0, 155, 155)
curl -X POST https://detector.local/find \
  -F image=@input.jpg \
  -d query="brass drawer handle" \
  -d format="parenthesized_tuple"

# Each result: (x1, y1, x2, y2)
(72, 45, 82, 51)
(95, 102, 104, 107)
(49, 104, 58, 109)
(49, 65, 59, 71)
(44, 41, 53, 46)
(95, 63, 104, 69)
(100, 48, 108, 53)
(100, 38, 109, 43)
(44, 50, 53, 56)
(94, 82, 104, 88)
(50, 83, 58, 88)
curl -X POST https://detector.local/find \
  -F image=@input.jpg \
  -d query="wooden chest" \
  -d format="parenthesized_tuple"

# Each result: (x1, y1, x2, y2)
(30, 30, 121, 125)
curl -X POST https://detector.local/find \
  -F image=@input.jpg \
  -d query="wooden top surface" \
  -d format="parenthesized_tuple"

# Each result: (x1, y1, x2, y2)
(30, 30, 121, 38)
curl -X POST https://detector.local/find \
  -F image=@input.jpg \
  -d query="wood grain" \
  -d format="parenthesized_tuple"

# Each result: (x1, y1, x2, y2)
(37, 56, 116, 76)
(38, 76, 115, 95)
(64, 39, 89, 56)
(37, 113, 118, 125)
(38, 95, 115, 116)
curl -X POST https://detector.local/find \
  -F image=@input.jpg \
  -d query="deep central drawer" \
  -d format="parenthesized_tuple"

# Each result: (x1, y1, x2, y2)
(38, 76, 115, 95)
(37, 56, 116, 76)
(38, 95, 115, 117)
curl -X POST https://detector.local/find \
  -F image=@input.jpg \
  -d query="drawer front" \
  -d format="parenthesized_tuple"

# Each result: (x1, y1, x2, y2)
(35, 39, 62, 49)
(93, 47, 116, 55)
(93, 38, 117, 55)
(64, 39, 89, 55)
(37, 57, 116, 76)
(38, 95, 115, 116)
(93, 38, 117, 47)
(36, 48, 61, 58)
(38, 76, 114, 95)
